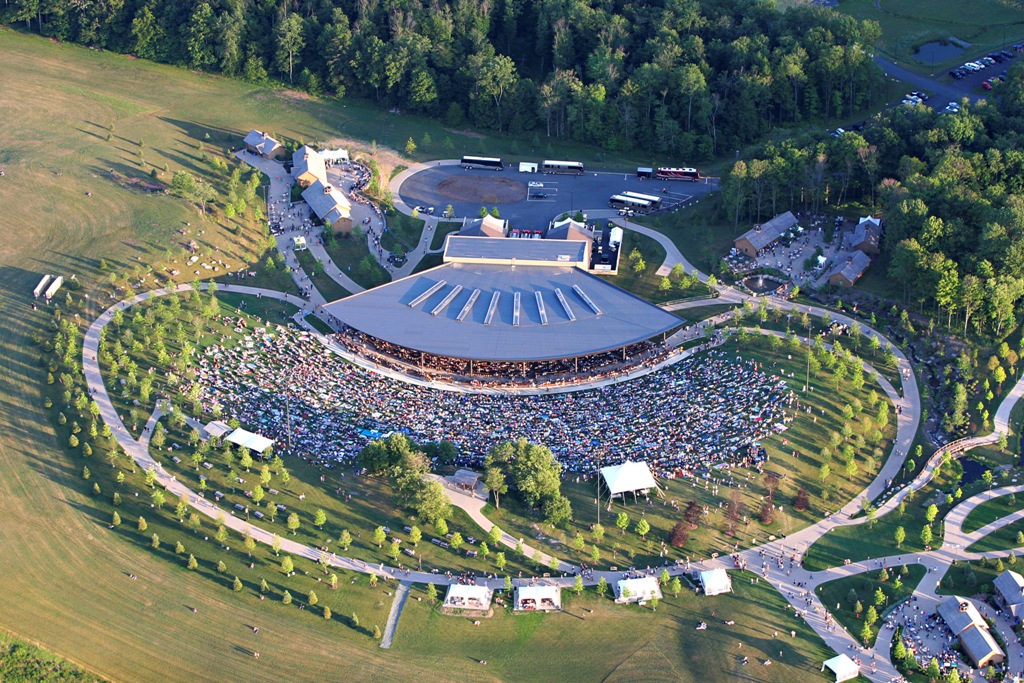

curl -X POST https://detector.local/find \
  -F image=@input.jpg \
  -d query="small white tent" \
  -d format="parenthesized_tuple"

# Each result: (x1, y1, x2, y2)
(699, 568, 733, 596)
(600, 461, 662, 503)
(614, 576, 662, 604)
(514, 586, 561, 611)
(203, 420, 233, 440)
(226, 428, 275, 454)
(822, 654, 859, 683)
(443, 584, 493, 610)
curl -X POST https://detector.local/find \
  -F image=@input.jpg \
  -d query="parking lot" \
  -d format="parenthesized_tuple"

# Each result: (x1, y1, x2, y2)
(874, 43, 1020, 114)
(397, 165, 717, 228)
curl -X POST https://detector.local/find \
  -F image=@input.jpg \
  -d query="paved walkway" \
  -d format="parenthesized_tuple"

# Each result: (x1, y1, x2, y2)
(81, 277, 1024, 681)
(380, 581, 412, 649)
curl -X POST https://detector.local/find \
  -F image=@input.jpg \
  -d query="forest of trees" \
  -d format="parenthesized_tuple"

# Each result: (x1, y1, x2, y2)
(721, 72, 1024, 339)
(2, 0, 883, 159)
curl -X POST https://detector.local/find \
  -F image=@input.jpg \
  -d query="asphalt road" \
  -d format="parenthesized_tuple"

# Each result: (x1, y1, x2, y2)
(873, 49, 1017, 110)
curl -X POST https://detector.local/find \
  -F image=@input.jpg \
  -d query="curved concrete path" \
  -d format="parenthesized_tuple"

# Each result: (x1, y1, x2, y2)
(82, 280, 1024, 681)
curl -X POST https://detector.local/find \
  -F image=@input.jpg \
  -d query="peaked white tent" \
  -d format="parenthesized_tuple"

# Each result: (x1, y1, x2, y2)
(614, 576, 662, 604)
(203, 420, 232, 440)
(514, 585, 561, 611)
(600, 461, 662, 503)
(443, 584, 493, 610)
(226, 428, 275, 454)
(822, 654, 859, 682)
(699, 568, 733, 596)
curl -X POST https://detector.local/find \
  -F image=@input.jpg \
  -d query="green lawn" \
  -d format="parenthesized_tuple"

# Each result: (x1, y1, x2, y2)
(429, 221, 463, 251)
(294, 248, 351, 302)
(0, 27, 884, 683)
(962, 492, 1024, 535)
(967, 518, 1024, 553)
(938, 558, 1015, 596)
(397, 572, 840, 682)
(218, 291, 300, 323)
(381, 212, 425, 255)
(804, 461, 982, 571)
(837, 0, 1024, 67)
(641, 195, 737, 275)
(411, 253, 444, 274)
(815, 564, 926, 647)
(674, 304, 737, 324)
(599, 230, 711, 304)
(321, 233, 391, 289)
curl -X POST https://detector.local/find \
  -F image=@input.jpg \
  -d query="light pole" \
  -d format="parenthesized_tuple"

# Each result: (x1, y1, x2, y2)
(805, 320, 812, 392)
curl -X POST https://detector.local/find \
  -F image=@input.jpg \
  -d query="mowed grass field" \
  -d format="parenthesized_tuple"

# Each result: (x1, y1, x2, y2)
(838, 0, 1024, 65)
(0, 30, 847, 683)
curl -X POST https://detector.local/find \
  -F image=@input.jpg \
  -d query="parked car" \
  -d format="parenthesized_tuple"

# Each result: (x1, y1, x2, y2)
(982, 80, 993, 90)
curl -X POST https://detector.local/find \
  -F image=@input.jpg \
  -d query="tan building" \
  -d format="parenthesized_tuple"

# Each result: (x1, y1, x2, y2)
(460, 215, 508, 238)
(302, 180, 352, 233)
(292, 145, 327, 187)
(243, 130, 284, 160)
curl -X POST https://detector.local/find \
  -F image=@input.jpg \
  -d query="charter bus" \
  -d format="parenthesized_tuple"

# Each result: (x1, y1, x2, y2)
(621, 191, 662, 210)
(541, 160, 585, 175)
(461, 155, 504, 170)
(608, 194, 652, 212)
(655, 167, 701, 181)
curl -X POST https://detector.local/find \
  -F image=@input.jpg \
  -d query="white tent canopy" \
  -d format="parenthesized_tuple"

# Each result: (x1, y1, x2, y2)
(822, 654, 859, 682)
(203, 420, 232, 440)
(443, 584, 493, 610)
(601, 461, 661, 497)
(614, 576, 662, 604)
(699, 568, 733, 596)
(514, 586, 561, 611)
(226, 428, 275, 454)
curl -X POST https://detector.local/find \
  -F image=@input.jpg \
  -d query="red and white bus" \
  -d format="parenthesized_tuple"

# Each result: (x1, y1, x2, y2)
(655, 167, 702, 181)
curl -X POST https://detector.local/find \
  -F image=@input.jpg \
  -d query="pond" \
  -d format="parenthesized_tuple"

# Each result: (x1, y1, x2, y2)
(960, 458, 985, 485)
(914, 41, 965, 65)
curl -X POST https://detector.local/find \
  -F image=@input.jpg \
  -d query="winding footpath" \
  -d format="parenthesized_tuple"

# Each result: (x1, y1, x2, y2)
(82, 172, 1024, 679)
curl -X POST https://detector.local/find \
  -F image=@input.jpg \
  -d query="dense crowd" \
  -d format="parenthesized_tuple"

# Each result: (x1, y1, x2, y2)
(336, 328, 668, 384)
(187, 319, 794, 473)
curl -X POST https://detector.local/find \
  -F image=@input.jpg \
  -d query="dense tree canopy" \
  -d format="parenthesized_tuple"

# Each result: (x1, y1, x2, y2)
(3, 0, 883, 158)
(723, 71, 1024, 339)
(485, 438, 572, 526)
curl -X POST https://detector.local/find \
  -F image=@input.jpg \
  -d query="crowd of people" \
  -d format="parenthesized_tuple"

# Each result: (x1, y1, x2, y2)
(186, 319, 795, 474)
(336, 328, 670, 385)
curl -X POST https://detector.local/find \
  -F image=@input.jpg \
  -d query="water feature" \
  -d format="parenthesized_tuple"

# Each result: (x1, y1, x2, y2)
(914, 41, 964, 65)
(743, 274, 780, 294)
(960, 458, 985, 485)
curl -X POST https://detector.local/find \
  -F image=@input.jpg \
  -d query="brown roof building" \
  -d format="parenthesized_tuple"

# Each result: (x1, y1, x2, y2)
(243, 130, 284, 160)
(826, 251, 872, 287)
(734, 211, 798, 258)
(292, 145, 327, 187)
(849, 216, 882, 255)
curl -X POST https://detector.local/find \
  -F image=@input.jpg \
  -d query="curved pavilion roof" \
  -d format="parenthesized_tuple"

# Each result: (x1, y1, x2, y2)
(322, 262, 680, 362)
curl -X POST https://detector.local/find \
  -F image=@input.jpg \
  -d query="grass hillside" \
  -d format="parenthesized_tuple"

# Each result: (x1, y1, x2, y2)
(0, 29, 849, 682)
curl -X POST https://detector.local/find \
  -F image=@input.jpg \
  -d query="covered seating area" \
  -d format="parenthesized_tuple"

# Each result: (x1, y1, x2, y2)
(226, 427, 275, 454)
(821, 654, 859, 682)
(443, 584, 493, 611)
(514, 585, 561, 611)
(600, 461, 662, 504)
